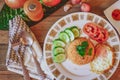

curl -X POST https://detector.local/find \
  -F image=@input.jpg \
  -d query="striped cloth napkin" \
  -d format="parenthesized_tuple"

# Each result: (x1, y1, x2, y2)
(6, 16, 51, 80)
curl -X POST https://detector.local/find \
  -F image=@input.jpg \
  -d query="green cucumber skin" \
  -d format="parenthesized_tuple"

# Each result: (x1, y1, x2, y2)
(53, 47, 65, 56)
(53, 54, 66, 63)
(53, 39, 65, 48)
(71, 26, 80, 38)
(59, 31, 70, 43)
(65, 29, 74, 41)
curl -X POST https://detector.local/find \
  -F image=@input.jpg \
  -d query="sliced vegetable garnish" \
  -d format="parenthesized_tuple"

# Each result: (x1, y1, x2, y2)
(53, 47, 65, 56)
(53, 54, 66, 63)
(88, 48, 92, 56)
(59, 31, 70, 43)
(65, 29, 74, 41)
(71, 26, 80, 38)
(53, 39, 65, 48)
(83, 22, 109, 43)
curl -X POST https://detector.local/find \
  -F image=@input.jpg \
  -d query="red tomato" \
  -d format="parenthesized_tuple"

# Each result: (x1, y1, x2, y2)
(83, 22, 109, 43)
(42, 0, 61, 7)
(5, 0, 26, 9)
(83, 23, 98, 36)
(112, 9, 120, 21)
(24, 0, 44, 21)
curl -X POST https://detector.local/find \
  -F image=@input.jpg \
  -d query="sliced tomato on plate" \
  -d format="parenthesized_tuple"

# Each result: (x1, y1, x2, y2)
(83, 22, 98, 36)
(83, 22, 109, 43)
(97, 28, 108, 42)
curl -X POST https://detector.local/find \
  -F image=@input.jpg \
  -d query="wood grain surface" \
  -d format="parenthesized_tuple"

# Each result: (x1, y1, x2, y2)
(0, 0, 120, 80)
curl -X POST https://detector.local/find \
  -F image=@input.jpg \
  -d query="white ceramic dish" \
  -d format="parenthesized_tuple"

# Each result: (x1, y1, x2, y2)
(43, 12, 120, 80)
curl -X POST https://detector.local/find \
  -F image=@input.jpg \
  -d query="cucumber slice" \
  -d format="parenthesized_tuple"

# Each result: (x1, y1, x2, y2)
(59, 32, 70, 43)
(53, 54, 66, 63)
(53, 47, 65, 56)
(71, 26, 80, 38)
(65, 29, 74, 41)
(53, 39, 65, 48)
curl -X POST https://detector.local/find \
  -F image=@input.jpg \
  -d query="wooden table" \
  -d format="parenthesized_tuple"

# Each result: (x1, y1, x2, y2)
(0, 0, 120, 80)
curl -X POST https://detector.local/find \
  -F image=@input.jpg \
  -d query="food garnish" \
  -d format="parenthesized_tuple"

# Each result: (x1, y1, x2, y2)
(77, 41, 92, 57)
(83, 22, 108, 43)
(53, 26, 81, 63)
(71, 26, 80, 38)
(53, 39, 65, 48)
(88, 48, 92, 56)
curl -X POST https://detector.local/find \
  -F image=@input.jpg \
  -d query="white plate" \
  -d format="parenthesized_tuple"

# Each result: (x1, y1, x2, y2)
(43, 12, 120, 80)
(104, 0, 120, 34)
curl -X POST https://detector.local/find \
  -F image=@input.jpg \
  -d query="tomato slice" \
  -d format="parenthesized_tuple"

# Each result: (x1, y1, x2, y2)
(112, 9, 120, 21)
(96, 28, 108, 42)
(83, 22, 98, 36)
(83, 22, 109, 43)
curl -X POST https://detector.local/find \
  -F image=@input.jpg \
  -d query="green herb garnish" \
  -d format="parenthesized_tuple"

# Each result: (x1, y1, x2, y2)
(76, 41, 88, 57)
(88, 48, 92, 56)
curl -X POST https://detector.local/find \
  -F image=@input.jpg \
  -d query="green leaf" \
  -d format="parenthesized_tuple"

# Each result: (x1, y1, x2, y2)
(76, 41, 89, 57)
(81, 41, 88, 48)
(77, 45, 85, 56)
(88, 48, 92, 56)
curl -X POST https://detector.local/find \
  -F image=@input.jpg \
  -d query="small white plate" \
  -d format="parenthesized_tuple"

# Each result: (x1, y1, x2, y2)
(104, 0, 120, 34)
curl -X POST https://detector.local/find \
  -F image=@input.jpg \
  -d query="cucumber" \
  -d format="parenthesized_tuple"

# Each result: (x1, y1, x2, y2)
(59, 32, 70, 43)
(65, 29, 74, 41)
(71, 26, 80, 38)
(53, 54, 66, 63)
(53, 39, 65, 48)
(53, 47, 65, 56)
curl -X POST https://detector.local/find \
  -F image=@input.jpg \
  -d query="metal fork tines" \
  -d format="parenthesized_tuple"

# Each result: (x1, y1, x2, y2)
(11, 39, 31, 80)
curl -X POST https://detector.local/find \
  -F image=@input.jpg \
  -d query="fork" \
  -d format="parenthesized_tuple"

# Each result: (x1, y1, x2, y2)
(12, 39, 31, 80)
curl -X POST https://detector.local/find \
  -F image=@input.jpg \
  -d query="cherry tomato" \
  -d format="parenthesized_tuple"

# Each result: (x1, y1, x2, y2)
(112, 9, 120, 21)
(42, 0, 61, 7)
(24, 0, 44, 21)
(5, 0, 26, 9)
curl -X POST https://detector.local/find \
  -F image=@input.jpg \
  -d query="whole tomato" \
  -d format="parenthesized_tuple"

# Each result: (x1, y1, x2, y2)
(42, 0, 61, 7)
(5, 0, 26, 9)
(24, 0, 44, 21)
